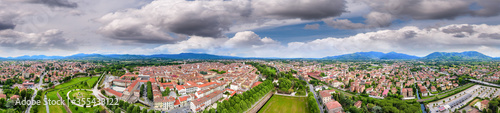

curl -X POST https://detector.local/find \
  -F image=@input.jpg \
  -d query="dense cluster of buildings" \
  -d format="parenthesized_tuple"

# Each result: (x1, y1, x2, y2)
(268, 61, 496, 99)
(102, 62, 260, 112)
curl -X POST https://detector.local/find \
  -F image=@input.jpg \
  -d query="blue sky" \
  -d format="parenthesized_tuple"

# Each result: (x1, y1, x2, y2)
(1, 0, 500, 58)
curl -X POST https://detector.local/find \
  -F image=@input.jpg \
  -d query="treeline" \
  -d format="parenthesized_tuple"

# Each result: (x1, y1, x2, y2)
(90, 60, 181, 76)
(332, 92, 421, 113)
(147, 81, 153, 101)
(30, 90, 43, 113)
(480, 98, 499, 113)
(214, 80, 274, 113)
(106, 99, 161, 113)
(246, 62, 277, 80)
(277, 73, 307, 95)
(0, 88, 35, 112)
(307, 92, 320, 113)
(209, 69, 227, 74)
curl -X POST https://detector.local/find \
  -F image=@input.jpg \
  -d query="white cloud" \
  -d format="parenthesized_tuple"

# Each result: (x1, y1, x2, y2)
(145, 24, 500, 58)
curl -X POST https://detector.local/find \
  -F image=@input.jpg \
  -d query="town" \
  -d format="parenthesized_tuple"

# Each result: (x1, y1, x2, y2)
(0, 59, 498, 113)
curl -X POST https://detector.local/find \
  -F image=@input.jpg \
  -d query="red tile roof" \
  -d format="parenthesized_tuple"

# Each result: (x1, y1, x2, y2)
(326, 101, 342, 110)
(251, 82, 262, 88)
(104, 88, 123, 97)
(126, 80, 139, 93)
(198, 82, 216, 88)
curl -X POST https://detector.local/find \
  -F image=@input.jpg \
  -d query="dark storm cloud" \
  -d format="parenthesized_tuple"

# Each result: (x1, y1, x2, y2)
(167, 15, 230, 38)
(97, 0, 349, 44)
(24, 0, 78, 8)
(0, 22, 15, 30)
(253, 0, 346, 20)
(0, 29, 77, 50)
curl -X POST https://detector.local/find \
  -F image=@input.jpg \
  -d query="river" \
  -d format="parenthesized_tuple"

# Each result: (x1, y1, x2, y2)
(415, 86, 428, 113)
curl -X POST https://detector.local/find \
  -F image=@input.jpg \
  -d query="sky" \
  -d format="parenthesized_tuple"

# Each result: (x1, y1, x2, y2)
(1, 0, 500, 58)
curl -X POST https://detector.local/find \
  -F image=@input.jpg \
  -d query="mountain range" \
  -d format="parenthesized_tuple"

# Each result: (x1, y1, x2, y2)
(0, 51, 498, 60)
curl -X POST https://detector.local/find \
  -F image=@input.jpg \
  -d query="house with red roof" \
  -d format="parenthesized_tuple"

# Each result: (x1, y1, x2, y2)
(325, 101, 343, 113)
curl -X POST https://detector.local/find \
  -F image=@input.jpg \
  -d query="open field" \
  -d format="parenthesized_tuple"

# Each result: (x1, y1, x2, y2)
(46, 76, 99, 113)
(258, 95, 309, 113)
(47, 91, 67, 113)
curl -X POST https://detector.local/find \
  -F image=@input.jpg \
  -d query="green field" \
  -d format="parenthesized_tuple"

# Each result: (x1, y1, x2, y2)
(47, 91, 67, 113)
(45, 76, 99, 113)
(258, 95, 309, 113)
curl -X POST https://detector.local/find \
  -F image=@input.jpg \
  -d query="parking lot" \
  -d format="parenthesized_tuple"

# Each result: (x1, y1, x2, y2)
(427, 85, 500, 113)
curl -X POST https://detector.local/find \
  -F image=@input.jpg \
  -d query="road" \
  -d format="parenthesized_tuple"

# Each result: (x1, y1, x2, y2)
(92, 73, 107, 105)
(25, 72, 46, 113)
(308, 84, 323, 113)
(468, 79, 500, 87)
(44, 94, 49, 113)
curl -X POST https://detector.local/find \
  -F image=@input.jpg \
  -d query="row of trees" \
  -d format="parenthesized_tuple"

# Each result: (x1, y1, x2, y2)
(147, 81, 153, 100)
(215, 80, 274, 113)
(332, 92, 421, 113)
(307, 92, 320, 113)
(247, 62, 277, 79)
(0, 88, 35, 112)
(104, 99, 161, 113)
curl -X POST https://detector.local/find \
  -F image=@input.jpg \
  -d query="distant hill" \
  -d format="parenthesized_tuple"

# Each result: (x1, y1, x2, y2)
(0, 51, 496, 61)
(380, 52, 420, 59)
(324, 51, 420, 60)
(0, 53, 243, 60)
(423, 51, 492, 60)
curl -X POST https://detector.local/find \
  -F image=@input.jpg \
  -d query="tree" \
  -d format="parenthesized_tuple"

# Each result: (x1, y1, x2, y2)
(142, 108, 148, 113)
(147, 81, 153, 100)
(162, 87, 170, 96)
(140, 84, 145, 97)
(489, 100, 499, 112)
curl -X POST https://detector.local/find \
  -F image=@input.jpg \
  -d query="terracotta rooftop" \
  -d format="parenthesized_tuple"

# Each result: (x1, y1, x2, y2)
(326, 101, 342, 110)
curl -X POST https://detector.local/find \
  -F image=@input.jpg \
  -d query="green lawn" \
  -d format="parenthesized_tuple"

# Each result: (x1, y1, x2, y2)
(135, 103, 147, 107)
(44, 76, 99, 113)
(86, 77, 100, 88)
(47, 91, 67, 113)
(258, 95, 309, 113)
(52, 77, 92, 89)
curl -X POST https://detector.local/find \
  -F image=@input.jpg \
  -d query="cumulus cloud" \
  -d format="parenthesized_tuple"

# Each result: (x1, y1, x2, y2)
(327, 0, 500, 29)
(0, 29, 76, 50)
(96, 0, 347, 44)
(148, 24, 500, 58)
(152, 31, 279, 55)
(5, 0, 78, 8)
(304, 24, 320, 30)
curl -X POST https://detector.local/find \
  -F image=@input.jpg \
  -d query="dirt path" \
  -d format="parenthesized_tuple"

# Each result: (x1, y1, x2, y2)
(57, 92, 72, 113)
(245, 91, 274, 113)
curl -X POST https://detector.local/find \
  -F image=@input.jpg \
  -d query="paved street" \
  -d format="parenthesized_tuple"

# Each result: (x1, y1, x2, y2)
(25, 72, 45, 113)
(308, 84, 323, 113)
(469, 79, 500, 87)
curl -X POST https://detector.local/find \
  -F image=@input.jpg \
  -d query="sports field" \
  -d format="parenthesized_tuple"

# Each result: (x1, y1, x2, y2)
(258, 95, 310, 113)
